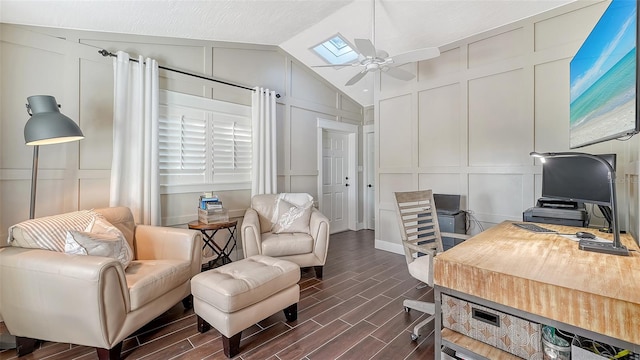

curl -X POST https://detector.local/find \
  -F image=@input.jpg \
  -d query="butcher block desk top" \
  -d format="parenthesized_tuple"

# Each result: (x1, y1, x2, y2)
(434, 221, 640, 346)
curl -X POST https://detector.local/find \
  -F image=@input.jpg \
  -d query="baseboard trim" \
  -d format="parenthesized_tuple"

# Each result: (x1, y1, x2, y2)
(374, 239, 404, 255)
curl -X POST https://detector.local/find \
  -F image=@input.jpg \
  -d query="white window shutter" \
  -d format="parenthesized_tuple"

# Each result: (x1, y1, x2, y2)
(158, 90, 252, 188)
(159, 107, 207, 185)
(211, 117, 252, 183)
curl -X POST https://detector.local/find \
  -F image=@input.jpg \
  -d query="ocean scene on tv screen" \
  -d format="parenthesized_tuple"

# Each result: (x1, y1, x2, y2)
(569, 0, 637, 148)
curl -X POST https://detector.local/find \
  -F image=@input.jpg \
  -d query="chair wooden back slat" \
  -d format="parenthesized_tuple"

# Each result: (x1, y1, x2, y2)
(393, 189, 445, 264)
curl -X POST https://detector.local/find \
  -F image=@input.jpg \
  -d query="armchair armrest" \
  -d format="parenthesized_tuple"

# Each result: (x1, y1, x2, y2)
(441, 232, 471, 241)
(0, 247, 128, 348)
(309, 208, 330, 265)
(134, 225, 202, 276)
(241, 208, 262, 257)
(404, 241, 437, 255)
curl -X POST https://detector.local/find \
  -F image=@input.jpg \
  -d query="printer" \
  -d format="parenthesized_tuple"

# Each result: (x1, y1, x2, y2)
(434, 194, 467, 250)
(523, 197, 588, 227)
(417, 194, 467, 251)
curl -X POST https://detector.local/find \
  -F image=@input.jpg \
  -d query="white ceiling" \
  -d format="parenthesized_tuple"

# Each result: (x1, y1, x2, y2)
(0, 0, 579, 106)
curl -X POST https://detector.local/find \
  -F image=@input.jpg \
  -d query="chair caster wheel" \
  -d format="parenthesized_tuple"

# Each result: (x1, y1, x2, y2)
(411, 333, 419, 341)
(404, 306, 410, 313)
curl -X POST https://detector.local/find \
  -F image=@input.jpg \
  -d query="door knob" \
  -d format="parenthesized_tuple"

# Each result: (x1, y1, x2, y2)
(368, 184, 372, 188)
(345, 183, 350, 187)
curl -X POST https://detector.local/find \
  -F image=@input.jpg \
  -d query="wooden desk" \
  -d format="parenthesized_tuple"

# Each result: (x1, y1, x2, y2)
(433, 221, 640, 359)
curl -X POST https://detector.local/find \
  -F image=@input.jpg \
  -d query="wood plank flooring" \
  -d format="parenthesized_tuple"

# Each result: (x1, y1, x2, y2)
(0, 230, 436, 360)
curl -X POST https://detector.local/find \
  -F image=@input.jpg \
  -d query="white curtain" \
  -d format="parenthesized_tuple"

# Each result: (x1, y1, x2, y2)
(251, 87, 277, 196)
(109, 51, 161, 225)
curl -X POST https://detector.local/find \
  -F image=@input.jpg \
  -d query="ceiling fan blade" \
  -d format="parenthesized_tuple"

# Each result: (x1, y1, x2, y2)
(390, 47, 440, 65)
(354, 38, 377, 58)
(382, 66, 415, 81)
(312, 64, 353, 68)
(345, 70, 368, 86)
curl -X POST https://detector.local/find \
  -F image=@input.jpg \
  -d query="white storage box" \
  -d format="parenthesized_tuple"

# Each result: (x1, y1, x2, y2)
(198, 208, 229, 223)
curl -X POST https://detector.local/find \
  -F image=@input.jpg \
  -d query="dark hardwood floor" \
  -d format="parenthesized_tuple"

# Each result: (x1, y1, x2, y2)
(0, 230, 436, 360)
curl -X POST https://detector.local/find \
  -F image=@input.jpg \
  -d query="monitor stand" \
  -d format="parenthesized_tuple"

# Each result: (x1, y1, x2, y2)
(579, 239, 629, 256)
(597, 205, 613, 233)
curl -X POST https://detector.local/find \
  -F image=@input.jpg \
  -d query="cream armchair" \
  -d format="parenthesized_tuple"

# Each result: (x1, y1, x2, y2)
(0, 207, 202, 359)
(241, 193, 330, 278)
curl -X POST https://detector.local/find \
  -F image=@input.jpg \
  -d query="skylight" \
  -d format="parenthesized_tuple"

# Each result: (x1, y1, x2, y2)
(312, 34, 358, 65)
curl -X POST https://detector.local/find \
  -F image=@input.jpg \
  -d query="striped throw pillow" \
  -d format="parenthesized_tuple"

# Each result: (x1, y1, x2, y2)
(8, 210, 100, 252)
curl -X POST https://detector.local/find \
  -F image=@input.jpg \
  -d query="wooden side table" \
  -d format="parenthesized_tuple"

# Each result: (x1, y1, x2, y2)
(188, 220, 238, 270)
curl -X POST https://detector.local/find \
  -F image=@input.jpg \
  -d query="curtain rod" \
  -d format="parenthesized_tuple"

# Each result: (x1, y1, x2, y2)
(98, 49, 280, 98)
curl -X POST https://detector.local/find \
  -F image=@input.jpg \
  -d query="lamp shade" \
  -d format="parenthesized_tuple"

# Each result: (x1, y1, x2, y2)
(24, 95, 84, 145)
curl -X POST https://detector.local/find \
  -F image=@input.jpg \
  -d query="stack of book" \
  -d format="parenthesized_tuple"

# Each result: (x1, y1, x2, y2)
(198, 193, 228, 223)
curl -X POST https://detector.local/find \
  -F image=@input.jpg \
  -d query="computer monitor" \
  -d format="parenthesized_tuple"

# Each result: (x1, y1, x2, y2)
(534, 151, 627, 255)
(541, 153, 616, 207)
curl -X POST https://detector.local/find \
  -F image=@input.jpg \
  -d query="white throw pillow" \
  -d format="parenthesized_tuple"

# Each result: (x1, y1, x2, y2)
(271, 199, 313, 234)
(64, 216, 133, 269)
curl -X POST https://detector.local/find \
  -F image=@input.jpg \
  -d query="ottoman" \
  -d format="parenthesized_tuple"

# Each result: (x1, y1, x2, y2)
(191, 255, 300, 358)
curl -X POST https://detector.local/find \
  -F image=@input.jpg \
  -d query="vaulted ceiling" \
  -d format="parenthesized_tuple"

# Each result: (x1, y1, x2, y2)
(0, 0, 580, 106)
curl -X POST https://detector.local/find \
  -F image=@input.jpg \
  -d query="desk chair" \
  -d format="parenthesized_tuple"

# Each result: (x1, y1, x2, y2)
(394, 189, 470, 341)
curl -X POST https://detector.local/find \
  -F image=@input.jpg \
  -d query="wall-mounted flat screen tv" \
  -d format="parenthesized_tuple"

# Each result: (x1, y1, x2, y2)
(569, 0, 639, 149)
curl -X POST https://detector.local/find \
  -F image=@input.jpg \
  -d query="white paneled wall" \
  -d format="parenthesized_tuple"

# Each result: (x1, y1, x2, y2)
(0, 24, 363, 245)
(375, 1, 640, 252)
(379, 95, 412, 169)
(418, 84, 462, 168)
(468, 69, 531, 167)
(468, 174, 528, 224)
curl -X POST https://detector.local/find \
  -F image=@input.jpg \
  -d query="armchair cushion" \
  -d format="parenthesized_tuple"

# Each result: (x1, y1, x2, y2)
(261, 232, 313, 257)
(126, 259, 192, 310)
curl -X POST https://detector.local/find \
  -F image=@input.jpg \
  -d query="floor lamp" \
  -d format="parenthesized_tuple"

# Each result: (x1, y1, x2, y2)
(1, 95, 84, 350)
(24, 95, 84, 219)
(0, 96, 84, 350)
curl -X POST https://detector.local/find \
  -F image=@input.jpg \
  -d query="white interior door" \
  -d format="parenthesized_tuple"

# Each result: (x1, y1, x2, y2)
(364, 128, 375, 230)
(322, 130, 349, 233)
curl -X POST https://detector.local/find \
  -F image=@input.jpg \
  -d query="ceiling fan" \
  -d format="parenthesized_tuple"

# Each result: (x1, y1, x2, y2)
(314, 39, 440, 86)
(313, 37, 441, 86)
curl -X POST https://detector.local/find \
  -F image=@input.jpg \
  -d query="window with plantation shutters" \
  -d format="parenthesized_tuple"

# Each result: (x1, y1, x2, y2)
(211, 118, 252, 183)
(158, 90, 251, 192)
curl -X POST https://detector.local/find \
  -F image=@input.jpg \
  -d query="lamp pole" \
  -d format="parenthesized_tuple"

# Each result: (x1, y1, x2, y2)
(29, 145, 39, 219)
(530, 151, 628, 256)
